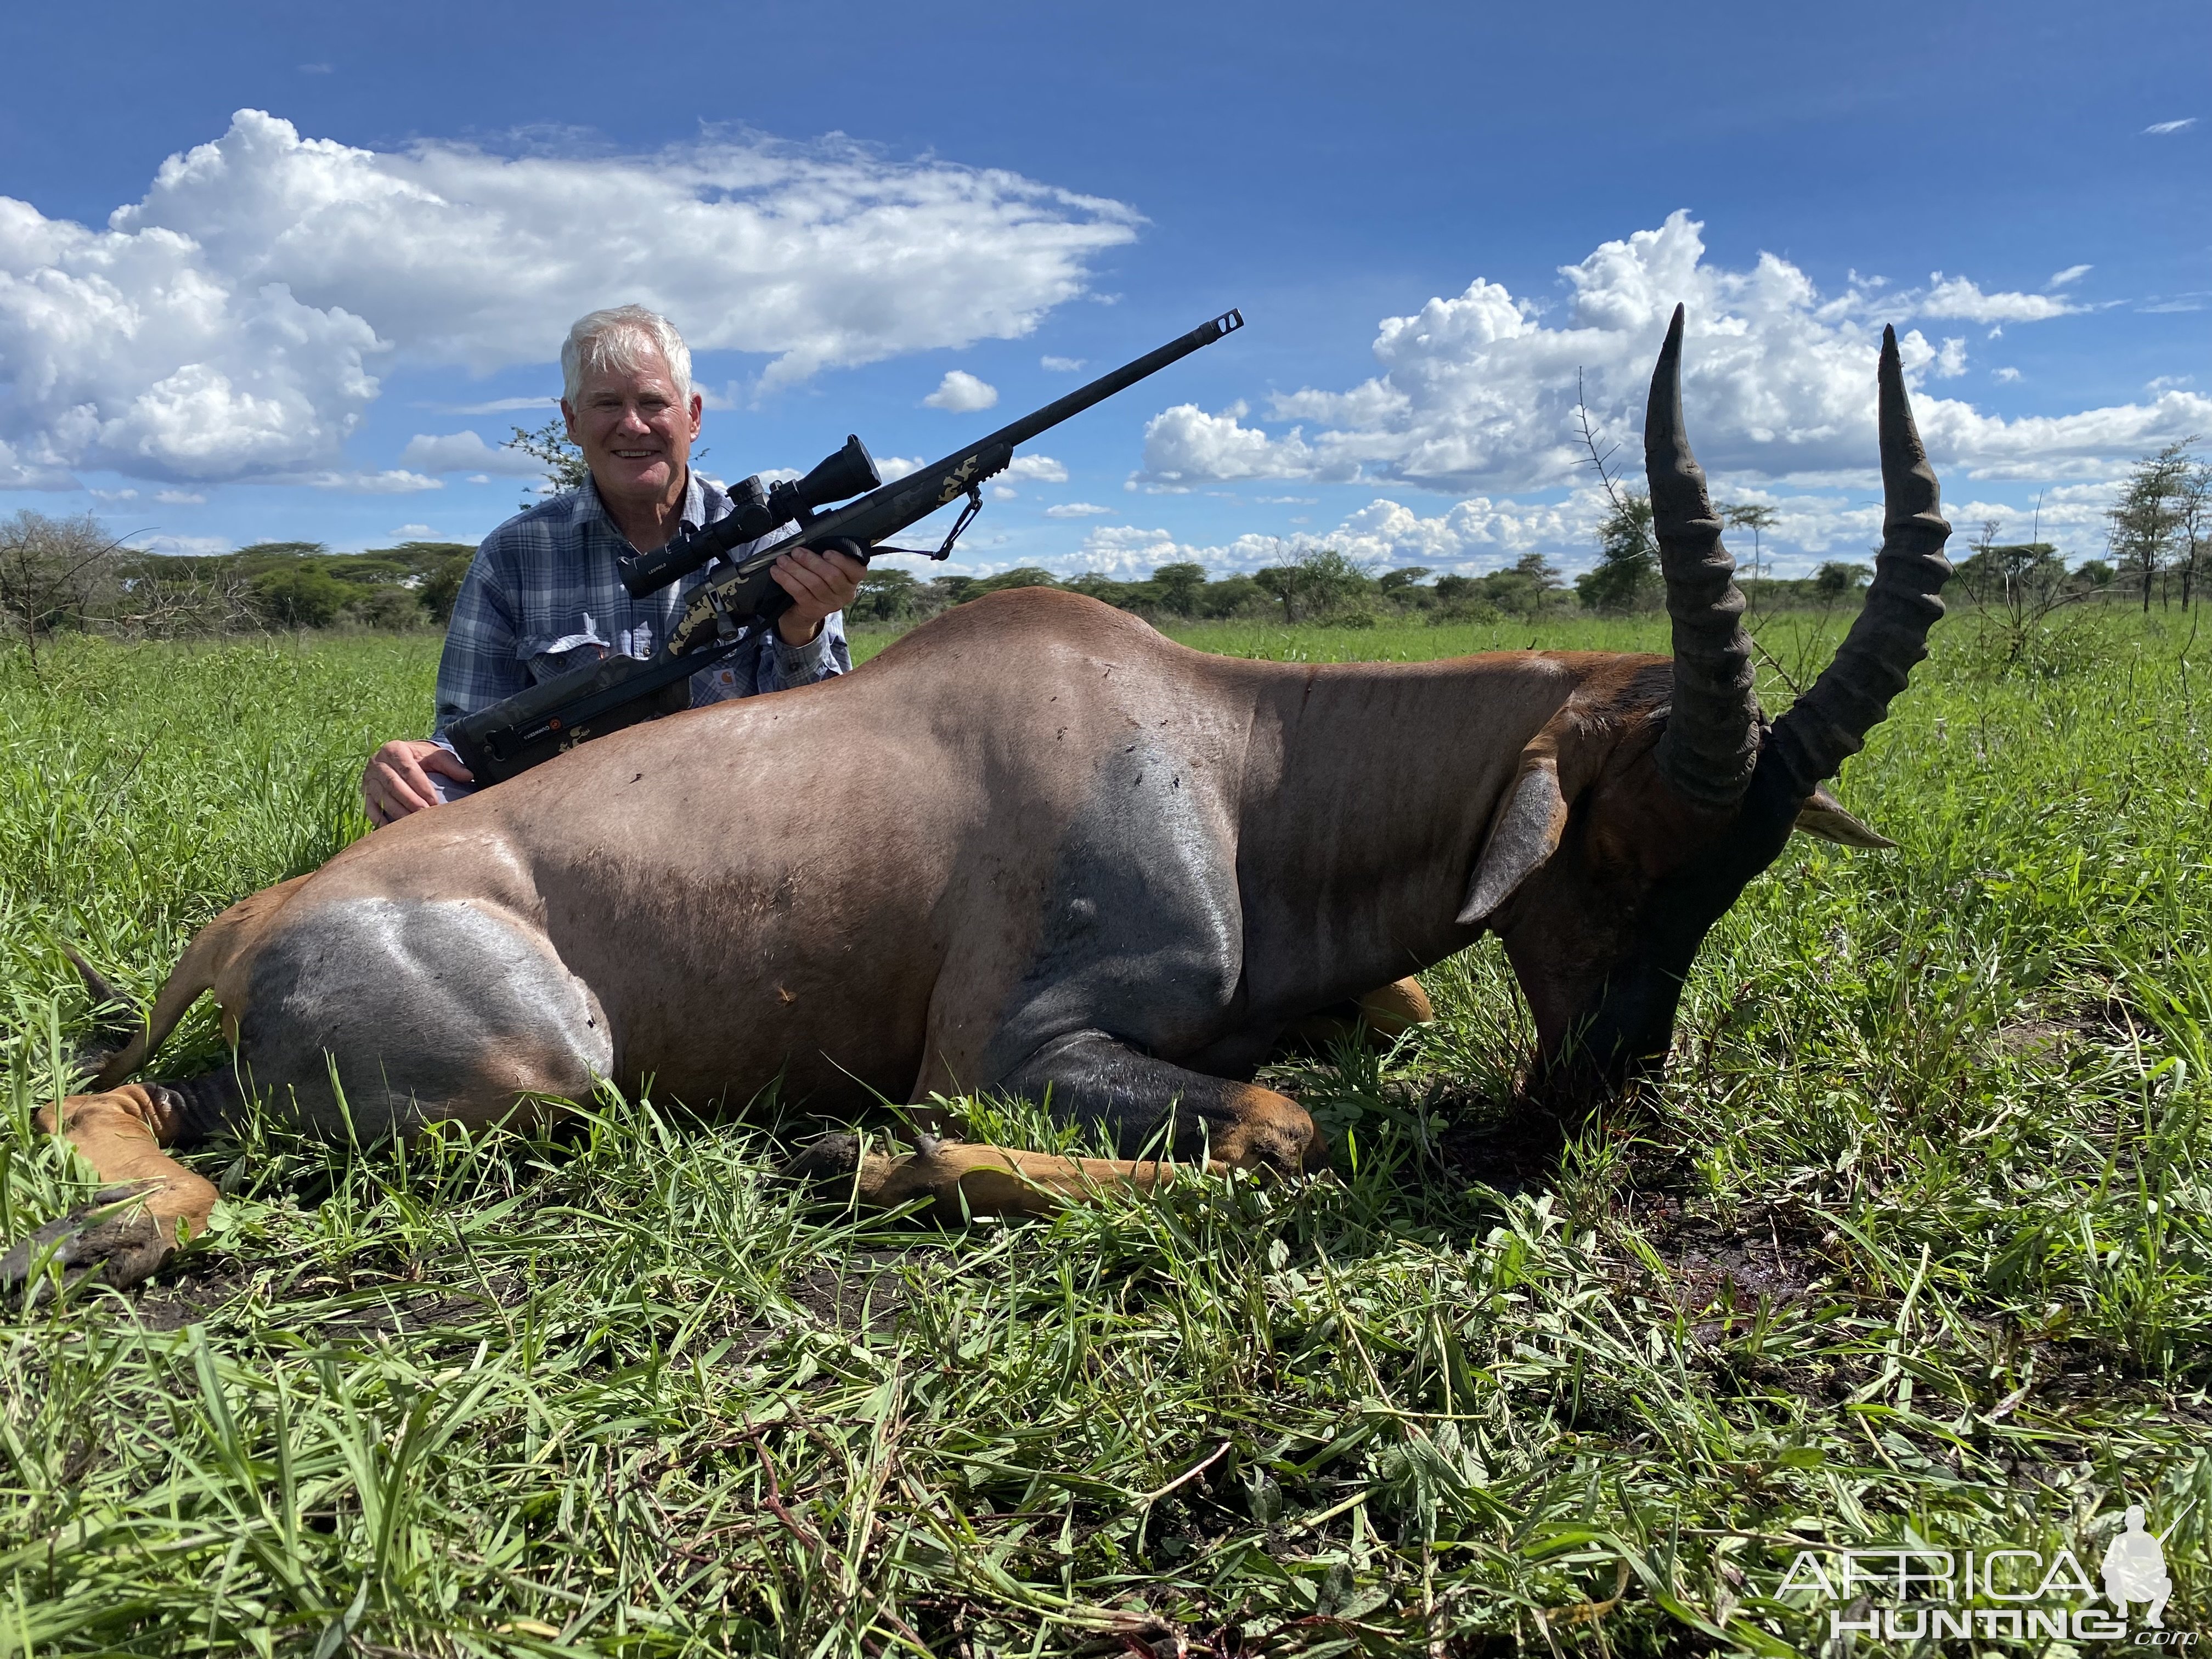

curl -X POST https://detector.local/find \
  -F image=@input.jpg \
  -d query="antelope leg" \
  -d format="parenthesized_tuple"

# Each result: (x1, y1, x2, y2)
(786, 1134, 1226, 1220)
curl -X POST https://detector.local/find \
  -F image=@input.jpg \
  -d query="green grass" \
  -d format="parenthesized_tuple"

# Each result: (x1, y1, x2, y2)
(2, 605, 2208, 1655)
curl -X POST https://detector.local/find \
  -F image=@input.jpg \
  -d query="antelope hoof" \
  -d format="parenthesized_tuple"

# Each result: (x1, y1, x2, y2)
(0, 1186, 179, 1298)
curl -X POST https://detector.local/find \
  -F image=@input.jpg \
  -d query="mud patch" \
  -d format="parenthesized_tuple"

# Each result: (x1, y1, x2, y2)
(1629, 1193, 1833, 1330)
(1995, 988, 2141, 1059)
(786, 1250, 912, 1331)
(135, 1261, 264, 1332)
(1434, 1101, 1572, 1197)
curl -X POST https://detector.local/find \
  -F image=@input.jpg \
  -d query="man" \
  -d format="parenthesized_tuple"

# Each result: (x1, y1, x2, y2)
(361, 304, 864, 824)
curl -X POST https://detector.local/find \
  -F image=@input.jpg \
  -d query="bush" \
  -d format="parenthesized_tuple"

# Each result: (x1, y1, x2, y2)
(1253, 549, 1374, 623)
(1813, 561, 1871, 598)
(251, 566, 354, 629)
(352, 587, 426, 631)
(849, 567, 922, 626)
(1575, 494, 1660, 613)
(417, 555, 473, 625)
(1152, 562, 1208, 615)
(1196, 574, 1267, 619)
(0, 510, 122, 651)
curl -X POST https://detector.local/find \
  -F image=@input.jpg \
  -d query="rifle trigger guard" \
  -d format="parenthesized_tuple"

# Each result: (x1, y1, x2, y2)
(934, 486, 984, 562)
(703, 581, 740, 642)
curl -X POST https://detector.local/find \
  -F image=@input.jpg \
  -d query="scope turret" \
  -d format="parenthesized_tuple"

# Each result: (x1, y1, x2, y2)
(616, 435, 882, 598)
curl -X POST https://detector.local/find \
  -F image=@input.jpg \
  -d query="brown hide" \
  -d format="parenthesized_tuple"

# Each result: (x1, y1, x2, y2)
(240, 594, 1600, 1116)
(60, 590, 1907, 1137)
(15, 312, 1951, 1296)
(49, 592, 1742, 1143)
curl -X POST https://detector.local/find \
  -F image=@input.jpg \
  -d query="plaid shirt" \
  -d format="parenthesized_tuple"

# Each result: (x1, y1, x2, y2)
(431, 471, 850, 742)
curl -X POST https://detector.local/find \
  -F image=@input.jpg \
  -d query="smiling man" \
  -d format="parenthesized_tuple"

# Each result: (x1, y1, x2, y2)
(359, 304, 865, 824)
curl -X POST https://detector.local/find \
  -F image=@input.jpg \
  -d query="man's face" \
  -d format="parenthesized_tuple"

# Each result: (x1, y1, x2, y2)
(562, 348, 703, 509)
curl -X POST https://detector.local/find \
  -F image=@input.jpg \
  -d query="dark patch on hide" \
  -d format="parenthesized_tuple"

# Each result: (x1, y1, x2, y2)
(979, 737, 1243, 1090)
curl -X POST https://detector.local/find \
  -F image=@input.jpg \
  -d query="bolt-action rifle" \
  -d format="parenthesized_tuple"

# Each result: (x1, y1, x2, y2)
(447, 309, 1245, 785)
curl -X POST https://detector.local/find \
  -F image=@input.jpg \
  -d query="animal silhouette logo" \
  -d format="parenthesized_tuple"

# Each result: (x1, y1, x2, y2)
(2103, 1505, 2172, 1629)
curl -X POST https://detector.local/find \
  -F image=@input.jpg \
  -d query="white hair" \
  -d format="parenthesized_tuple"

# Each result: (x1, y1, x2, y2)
(560, 304, 694, 406)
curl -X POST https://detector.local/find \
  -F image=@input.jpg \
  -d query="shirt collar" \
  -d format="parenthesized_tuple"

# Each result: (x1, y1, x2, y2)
(578, 469, 723, 540)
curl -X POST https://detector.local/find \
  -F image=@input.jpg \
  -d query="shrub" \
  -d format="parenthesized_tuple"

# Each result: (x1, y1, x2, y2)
(251, 566, 354, 629)
(849, 567, 922, 625)
(352, 586, 426, 631)
(1575, 494, 1660, 612)
(417, 555, 473, 624)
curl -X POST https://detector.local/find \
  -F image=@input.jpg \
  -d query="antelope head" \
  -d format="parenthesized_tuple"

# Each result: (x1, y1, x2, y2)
(1461, 306, 1953, 1093)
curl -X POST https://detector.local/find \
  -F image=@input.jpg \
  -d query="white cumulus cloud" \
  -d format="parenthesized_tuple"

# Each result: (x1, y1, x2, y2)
(398, 429, 546, 475)
(1004, 453, 1068, 482)
(1043, 501, 1112, 517)
(1136, 211, 2211, 495)
(1917, 275, 2080, 324)
(302, 469, 441, 493)
(441, 394, 557, 415)
(923, 370, 999, 412)
(1041, 356, 1085, 371)
(0, 108, 1137, 487)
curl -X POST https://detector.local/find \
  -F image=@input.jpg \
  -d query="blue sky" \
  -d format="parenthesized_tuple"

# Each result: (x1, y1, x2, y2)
(1, 0, 2204, 578)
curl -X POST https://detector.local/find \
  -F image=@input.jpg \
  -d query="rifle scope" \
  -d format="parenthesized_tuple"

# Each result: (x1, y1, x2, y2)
(616, 434, 881, 597)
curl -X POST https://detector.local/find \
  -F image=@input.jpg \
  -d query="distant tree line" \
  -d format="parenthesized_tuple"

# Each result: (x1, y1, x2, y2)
(844, 545, 1919, 630)
(0, 512, 476, 668)
(843, 550, 1577, 629)
(9, 437, 2200, 666)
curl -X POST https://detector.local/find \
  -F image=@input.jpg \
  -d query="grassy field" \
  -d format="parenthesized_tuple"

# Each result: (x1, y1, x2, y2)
(1, 603, 2207, 1656)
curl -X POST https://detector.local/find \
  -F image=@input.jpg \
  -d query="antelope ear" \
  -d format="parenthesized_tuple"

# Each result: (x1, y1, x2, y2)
(1792, 783, 1894, 849)
(1458, 755, 1570, 926)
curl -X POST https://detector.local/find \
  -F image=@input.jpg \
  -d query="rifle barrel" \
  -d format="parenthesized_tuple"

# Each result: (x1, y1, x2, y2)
(966, 309, 1244, 459)
(721, 308, 1246, 580)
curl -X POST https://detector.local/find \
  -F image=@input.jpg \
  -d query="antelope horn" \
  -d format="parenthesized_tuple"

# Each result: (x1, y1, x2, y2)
(1647, 305, 1760, 809)
(1767, 325, 1952, 795)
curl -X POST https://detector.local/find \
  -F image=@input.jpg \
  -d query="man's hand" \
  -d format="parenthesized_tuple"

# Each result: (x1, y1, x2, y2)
(771, 545, 866, 646)
(362, 740, 473, 827)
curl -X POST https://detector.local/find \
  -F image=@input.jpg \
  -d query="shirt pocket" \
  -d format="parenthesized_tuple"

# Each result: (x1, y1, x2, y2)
(518, 625, 611, 684)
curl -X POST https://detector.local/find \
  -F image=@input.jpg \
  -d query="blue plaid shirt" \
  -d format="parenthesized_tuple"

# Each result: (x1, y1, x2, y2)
(431, 471, 851, 758)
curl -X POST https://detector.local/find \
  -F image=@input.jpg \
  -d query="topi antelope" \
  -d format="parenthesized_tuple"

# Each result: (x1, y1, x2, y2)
(7, 308, 1949, 1292)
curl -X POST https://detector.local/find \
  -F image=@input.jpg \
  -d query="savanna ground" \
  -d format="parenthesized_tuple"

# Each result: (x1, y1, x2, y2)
(1, 602, 2207, 1656)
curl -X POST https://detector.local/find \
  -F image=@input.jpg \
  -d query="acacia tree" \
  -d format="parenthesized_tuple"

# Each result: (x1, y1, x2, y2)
(1722, 503, 1779, 585)
(2177, 459, 2211, 611)
(2107, 442, 2194, 612)
(1150, 561, 1208, 616)
(0, 510, 126, 675)
(1252, 548, 1372, 623)
(1576, 494, 1660, 611)
(504, 416, 591, 506)
(1571, 370, 1660, 612)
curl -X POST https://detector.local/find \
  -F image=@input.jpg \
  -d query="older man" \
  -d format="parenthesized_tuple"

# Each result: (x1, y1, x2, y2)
(361, 304, 865, 824)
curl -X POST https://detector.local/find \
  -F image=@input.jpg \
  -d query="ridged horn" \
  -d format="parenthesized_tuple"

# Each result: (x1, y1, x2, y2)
(1646, 305, 1760, 809)
(1767, 325, 1952, 795)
